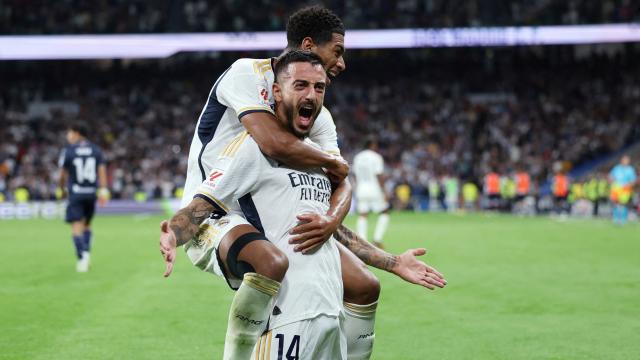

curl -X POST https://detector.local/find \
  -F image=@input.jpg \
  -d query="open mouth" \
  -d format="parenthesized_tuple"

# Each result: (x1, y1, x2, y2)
(298, 103, 315, 127)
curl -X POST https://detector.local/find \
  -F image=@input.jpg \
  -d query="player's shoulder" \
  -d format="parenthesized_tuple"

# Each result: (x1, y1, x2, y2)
(218, 131, 260, 159)
(229, 57, 274, 77)
(317, 106, 334, 122)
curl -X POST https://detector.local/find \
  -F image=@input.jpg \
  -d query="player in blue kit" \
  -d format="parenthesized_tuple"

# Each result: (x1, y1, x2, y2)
(58, 122, 109, 272)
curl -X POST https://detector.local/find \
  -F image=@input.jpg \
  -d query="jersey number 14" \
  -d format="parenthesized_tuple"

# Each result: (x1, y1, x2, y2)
(73, 157, 96, 183)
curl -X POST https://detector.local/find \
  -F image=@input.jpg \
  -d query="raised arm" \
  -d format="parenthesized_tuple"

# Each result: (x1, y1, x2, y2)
(241, 112, 348, 180)
(333, 224, 447, 290)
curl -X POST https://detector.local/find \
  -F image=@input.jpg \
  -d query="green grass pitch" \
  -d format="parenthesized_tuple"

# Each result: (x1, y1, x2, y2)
(2, 212, 640, 359)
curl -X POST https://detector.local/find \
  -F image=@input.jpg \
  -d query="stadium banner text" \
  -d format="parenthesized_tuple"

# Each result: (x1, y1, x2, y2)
(1, 23, 640, 60)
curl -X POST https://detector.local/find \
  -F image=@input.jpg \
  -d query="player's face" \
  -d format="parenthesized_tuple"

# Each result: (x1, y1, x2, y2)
(621, 156, 630, 165)
(66, 130, 78, 144)
(274, 62, 327, 138)
(308, 33, 346, 81)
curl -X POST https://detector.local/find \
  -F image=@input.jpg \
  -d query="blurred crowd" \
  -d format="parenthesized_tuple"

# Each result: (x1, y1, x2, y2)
(2, 0, 638, 35)
(1, 47, 639, 210)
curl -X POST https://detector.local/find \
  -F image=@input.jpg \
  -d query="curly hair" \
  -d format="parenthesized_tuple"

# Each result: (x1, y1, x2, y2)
(286, 5, 345, 49)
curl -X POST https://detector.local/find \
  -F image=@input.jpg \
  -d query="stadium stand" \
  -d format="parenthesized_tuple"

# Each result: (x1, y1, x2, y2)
(1, 0, 638, 34)
(2, 46, 639, 211)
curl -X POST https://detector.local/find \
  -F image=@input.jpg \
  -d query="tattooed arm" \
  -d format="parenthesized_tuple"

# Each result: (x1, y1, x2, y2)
(159, 197, 215, 277)
(334, 224, 447, 290)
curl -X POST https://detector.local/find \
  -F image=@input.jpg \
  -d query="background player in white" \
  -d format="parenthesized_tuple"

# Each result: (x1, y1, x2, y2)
(163, 52, 348, 358)
(162, 6, 446, 359)
(58, 122, 109, 272)
(352, 137, 390, 249)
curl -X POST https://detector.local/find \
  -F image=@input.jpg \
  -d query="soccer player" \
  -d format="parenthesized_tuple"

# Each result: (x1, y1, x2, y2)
(161, 52, 447, 358)
(352, 137, 390, 249)
(58, 122, 109, 272)
(609, 155, 637, 225)
(163, 6, 445, 359)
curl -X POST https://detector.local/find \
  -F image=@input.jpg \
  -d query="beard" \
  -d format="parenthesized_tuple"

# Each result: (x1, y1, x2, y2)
(283, 100, 311, 138)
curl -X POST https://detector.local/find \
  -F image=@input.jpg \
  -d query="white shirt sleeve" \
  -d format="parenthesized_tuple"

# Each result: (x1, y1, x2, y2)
(195, 132, 262, 214)
(215, 59, 275, 120)
(309, 107, 340, 155)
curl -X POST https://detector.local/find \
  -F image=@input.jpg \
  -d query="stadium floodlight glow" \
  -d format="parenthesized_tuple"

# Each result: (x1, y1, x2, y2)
(1, 23, 640, 60)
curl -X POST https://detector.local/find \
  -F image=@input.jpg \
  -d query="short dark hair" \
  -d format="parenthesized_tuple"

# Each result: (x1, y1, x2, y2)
(274, 50, 325, 83)
(68, 121, 89, 138)
(286, 6, 345, 49)
(364, 136, 378, 149)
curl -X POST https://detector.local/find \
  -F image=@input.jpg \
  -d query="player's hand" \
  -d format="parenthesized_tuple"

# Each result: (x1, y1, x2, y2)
(289, 213, 339, 254)
(97, 187, 109, 207)
(326, 156, 349, 183)
(98, 196, 108, 207)
(391, 248, 446, 290)
(56, 187, 67, 200)
(159, 220, 178, 277)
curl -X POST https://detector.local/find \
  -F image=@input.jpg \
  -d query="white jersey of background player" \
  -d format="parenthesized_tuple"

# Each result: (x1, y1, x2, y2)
(352, 138, 390, 248)
(181, 57, 340, 208)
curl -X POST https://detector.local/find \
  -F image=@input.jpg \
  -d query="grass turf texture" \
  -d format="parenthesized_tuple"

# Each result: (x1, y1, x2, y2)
(2, 213, 639, 359)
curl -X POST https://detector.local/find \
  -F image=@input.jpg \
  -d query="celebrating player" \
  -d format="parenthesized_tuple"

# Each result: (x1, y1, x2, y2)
(352, 137, 390, 249)
(161, 51, 446, 359)
(161, 6, 446, 359)
(58, 122, 109, 272)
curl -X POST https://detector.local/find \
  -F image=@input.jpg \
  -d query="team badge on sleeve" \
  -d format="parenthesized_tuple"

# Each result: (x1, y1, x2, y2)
(205, 170, 225, 188)
(256, 83, 271, 107)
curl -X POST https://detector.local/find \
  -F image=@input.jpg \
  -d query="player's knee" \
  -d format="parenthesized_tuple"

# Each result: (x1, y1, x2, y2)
(346, 270, 380, 304)
(254, 248, 289, 282)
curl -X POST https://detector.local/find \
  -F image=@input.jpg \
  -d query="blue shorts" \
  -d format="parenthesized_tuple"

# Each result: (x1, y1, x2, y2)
(66, 197, 96, 224)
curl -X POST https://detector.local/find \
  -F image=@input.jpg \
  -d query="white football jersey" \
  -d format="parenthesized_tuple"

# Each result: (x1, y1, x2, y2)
(352, 149, 385, 198)
(195, 132, 343, 330)
(182, 58, 340, 207)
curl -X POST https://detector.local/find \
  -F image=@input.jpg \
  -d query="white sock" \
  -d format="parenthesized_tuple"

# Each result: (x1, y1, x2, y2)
(224, 273, 280, 360)
(343, 301, 377, 360)
(357, 216, 368, 242)
(373, 214, 389, 243)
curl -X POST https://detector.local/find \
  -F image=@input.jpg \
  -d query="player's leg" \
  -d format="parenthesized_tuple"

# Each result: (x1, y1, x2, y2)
(339, 242, 380, 360)
(66, 200, 88, 271)
(372, 198, 390, 249)
(356, 213, 368, 241)
(79, 198, 97, 270)
(372, 210, 389, 249)
(217, 224, 288, 360)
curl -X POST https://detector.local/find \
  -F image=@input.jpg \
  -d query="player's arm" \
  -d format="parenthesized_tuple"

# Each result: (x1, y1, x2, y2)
(57, 149, 68, 199)
(241, 113, 348, 180)
(160, 137, 260, 277)
(97, 163, 109, 205)
(333, 224, 447, 290)
(159, 197, 215, 277)
(289, 177, 352, 253)
(216, 61, 348, 180)
(377, 173, 390, 202)
(57, 168, 68, 199)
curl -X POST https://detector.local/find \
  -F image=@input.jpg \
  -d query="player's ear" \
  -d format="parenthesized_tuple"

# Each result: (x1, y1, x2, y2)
(300, 37, 315, 51)
(273, 82, 283, 102)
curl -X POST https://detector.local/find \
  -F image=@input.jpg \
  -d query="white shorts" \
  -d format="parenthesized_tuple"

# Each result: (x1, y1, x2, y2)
(252, 315, 347, 360)
(356, 193, 388, 214)
(183, 212, 250, 289)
